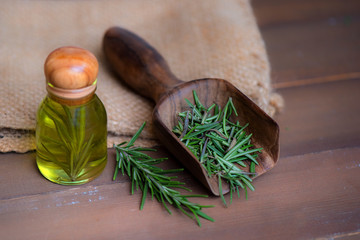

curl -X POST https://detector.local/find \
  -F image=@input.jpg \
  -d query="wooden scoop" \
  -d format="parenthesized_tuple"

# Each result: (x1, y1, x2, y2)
(103, 26, 279, 196)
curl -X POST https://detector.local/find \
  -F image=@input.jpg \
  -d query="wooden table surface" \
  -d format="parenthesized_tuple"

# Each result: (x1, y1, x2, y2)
(1, 1, 360, 239)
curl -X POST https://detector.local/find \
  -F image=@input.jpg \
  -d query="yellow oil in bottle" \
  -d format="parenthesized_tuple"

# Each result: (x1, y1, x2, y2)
(36, 94, 107, 185)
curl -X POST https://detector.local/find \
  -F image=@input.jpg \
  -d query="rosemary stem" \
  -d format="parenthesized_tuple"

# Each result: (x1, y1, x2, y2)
(113, 122, 214, 226)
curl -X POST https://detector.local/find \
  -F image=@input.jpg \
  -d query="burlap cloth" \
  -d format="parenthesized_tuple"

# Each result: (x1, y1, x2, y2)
(0, 0, 283, 153)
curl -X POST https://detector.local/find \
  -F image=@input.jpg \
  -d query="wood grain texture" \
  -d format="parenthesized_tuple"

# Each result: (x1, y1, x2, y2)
(275, 78, 360, 158)
(252, 0, 360, 27)
(1, 148, 359, 240)
(266, 17, 360, 87)
(45, 46, 98, 89)
(253, 0, 360, 87)
(44, 46, 99, 105)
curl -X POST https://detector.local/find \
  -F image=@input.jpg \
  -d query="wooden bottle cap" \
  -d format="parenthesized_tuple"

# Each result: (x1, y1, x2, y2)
(44, 46, 99, 102)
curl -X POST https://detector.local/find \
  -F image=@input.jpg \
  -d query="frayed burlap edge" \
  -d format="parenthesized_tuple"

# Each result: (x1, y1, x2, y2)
(0, 128, 160, 153)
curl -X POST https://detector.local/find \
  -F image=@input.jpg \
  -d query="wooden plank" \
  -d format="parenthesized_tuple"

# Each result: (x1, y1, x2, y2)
(0, 149, 185, 201)
(0, 151, 115, 200)
(252, 0, 360, 27)
(252, 0, 360, 87)
(275, 78, 360, 158)
(1, 147, 359, 240)
(262, 16, 360, 86)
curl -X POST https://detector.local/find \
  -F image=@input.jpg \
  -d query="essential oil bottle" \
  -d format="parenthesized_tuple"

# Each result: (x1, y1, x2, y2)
(36, 46, 107, 185)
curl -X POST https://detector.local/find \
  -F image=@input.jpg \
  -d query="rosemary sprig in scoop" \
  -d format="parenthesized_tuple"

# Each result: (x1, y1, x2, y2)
(113, 122, 214, 227)
(173, 90, 262, 206)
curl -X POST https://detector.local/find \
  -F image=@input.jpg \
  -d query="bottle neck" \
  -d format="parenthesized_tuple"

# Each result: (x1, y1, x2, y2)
(48, 90, 96, 106)
(46, 80, 97, 106)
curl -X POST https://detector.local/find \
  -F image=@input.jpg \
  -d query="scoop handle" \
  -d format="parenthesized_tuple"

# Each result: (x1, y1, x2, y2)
(103, 27, 183, 103)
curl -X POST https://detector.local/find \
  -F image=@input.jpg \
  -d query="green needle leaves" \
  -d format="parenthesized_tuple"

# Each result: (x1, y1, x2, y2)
(38, 102, 95, 181)
(113, 122, 214, 227)
(173, 90, 262, 206)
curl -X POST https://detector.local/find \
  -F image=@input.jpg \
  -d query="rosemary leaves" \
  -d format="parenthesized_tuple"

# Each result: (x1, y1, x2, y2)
(36, 96, 107, 185)
(172, 90, 262, 206)
(113, 122, 214, 226)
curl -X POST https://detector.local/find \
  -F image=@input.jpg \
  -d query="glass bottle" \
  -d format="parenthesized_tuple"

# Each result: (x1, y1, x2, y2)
(36, 46, 107, 185)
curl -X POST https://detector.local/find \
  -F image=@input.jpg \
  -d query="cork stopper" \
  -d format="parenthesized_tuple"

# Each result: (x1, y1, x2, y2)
(44, 46, 99, 104)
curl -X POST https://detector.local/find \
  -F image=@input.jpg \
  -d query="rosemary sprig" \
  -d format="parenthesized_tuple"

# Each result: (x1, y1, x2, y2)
(38, 102, 94, 181)
(113, 122, 215, 227)
(173, 90, 262, 206)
